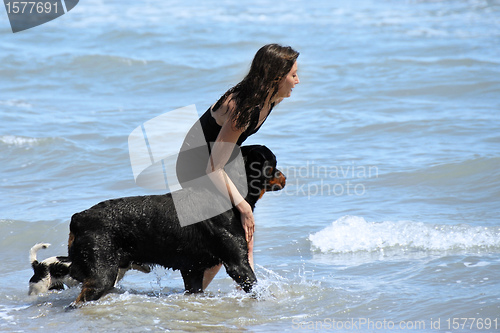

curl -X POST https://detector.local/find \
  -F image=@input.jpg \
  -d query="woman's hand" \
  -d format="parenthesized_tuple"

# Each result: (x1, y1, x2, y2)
(237, 200, 254, 242)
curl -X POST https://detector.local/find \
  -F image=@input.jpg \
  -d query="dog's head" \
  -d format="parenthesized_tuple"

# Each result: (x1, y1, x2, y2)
(240, 145, 286, 204)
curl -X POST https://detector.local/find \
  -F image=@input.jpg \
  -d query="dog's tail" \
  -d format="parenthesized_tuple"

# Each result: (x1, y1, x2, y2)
(29, 243, 51, 264)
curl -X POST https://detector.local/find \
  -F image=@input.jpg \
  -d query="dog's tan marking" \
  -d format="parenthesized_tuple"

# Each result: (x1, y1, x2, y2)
(269, 170, 286, 189)
(75, 279, 95, 304)
(68, 232, 75, 249)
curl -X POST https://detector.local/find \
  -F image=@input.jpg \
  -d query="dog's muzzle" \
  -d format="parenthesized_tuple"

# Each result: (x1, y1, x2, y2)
(268, 169, 286, 191)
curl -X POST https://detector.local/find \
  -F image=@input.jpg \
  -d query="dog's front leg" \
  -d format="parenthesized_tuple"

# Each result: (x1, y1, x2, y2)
(180, 269, 204, 293)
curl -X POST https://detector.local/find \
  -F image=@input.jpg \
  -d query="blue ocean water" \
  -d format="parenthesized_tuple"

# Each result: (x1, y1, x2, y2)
(1, 0, 500, 331)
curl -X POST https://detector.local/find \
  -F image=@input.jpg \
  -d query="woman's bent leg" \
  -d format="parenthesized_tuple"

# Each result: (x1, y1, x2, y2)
(202, 264, 222, 290)
(202, 238, 254, 290)
(247, 237, 254, 271)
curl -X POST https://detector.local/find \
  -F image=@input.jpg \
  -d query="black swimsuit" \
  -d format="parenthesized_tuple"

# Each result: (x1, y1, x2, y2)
(175, 106, 269, 186)
(198, 107, 263, 146)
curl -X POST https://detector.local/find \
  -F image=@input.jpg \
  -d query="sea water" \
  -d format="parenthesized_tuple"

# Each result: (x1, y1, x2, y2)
(1, 0, 499, 331)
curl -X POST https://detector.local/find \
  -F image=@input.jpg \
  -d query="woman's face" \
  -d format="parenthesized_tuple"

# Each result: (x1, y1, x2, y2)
(277, 62, 299, 99)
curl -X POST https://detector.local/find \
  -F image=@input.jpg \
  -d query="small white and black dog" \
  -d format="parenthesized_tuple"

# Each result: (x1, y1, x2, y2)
(28, 243, 78, 296)
(29, 243, 151, 296)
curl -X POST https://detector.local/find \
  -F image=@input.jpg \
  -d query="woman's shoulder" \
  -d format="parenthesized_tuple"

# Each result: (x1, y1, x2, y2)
(213, 93, 237, 112)
(209, 94, 234, 127)
(212, 94, 252, 134)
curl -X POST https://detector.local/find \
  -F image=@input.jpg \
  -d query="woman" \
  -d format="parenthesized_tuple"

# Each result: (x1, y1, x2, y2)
(176, 43, 300, 289)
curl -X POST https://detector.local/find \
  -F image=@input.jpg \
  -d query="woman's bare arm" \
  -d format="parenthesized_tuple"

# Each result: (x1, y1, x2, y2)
(205, 108, 255, 242)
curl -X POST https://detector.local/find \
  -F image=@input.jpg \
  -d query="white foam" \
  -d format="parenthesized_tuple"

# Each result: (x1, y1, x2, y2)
(0, 135, 42, 147)
(0, 305, 29, 326)
(0, 135, 59, 148)
(0, 99, 32, 108)
(309, 216, 500, 253)
(464, 261, 490, 267)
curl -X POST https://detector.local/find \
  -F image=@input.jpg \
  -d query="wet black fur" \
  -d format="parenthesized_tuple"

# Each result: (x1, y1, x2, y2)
(68, 145, 284, 303)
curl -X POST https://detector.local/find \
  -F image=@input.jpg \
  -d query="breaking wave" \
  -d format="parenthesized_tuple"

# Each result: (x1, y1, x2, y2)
(309, 216, 500, 254)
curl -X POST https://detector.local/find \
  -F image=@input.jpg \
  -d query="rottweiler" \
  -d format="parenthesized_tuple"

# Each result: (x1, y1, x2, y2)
(67, 145, 286, 305)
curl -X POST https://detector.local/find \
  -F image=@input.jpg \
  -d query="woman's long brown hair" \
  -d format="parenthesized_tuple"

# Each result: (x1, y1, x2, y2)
(213, 44, 299, 132)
